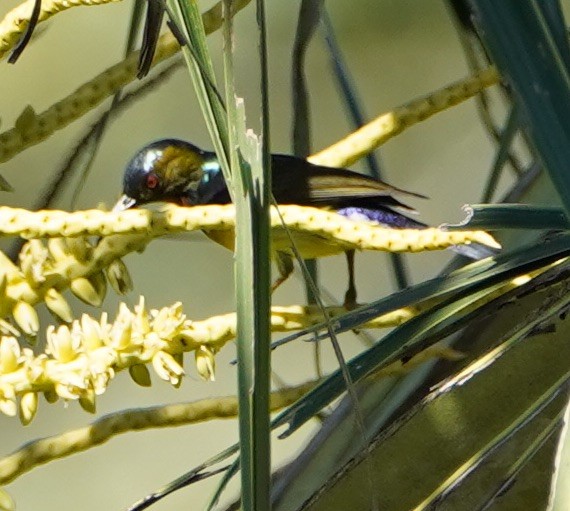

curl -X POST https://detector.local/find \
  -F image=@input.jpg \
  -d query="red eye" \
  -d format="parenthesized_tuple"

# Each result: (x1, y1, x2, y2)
(146, 173, 159, 189)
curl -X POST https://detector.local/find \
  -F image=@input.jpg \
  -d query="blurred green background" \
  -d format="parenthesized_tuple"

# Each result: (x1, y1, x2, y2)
(0, 0, 554, 509)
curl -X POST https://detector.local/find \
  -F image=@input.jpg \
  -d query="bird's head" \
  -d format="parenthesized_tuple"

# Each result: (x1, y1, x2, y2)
(113, 139, 211, 211)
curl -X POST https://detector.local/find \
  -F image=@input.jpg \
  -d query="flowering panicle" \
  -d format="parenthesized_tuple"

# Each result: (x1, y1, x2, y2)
(0, 291, 444, 424)
(0, 234, 134, 340)
(0, 298, 226, 423)
(0, 205, 499, 344)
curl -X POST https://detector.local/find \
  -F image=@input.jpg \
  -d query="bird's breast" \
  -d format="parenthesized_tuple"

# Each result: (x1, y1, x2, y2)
(203, 227, 350, 260)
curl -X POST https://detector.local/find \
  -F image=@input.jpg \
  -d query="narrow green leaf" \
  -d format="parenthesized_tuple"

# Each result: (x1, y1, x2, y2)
(535, 0, 570, 73)
(291, 0, 323, 158)
(481, 105, 520, 203)
(126, 444, 239, 510)
(469, 1, 570, 214)
(166, 0, 231, 186)
(475, 410, 565, 511)
(273, 234, 570, 436)
(449, 204, 570, 231)
(206, 458, 241, 511)
(272, 232, 570, 351)
(223, 1, 272, 509)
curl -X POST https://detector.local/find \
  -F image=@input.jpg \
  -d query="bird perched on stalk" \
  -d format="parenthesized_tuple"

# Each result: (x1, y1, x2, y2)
(113, 139, 495, 306)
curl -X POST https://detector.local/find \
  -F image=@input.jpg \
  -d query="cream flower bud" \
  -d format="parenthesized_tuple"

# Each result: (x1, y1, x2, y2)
(91, 367, 114, 396)
(0, 384, 16, 416)
(46, 325, 77, 363)
(109, 314, 132, 351)
(54, 383, 79, 400)
(47, 238, 69, 261)
(172, 353, 184, 388)
(19, 239, 47, 286)
(0, 487, 16, 511)
(0, 250, 17, 272)
(12, 301, 39, 337)
(117, 302, 133, 322)
(19, 392, 38, 425)
(70, 277, 103, 307)
(152, 302, 185, 339)
(45, 288, 73, 322)
(152, 351, 184, 386)
(80, 314, 104, 350)
(54, 373, 88, 400)
(195, 346, 216, 381)
(133, 297, 151, 335)
(0, 319, 19, 337)
(105, 259, 133, 295)
(0, 337, 20, 374)
(79, 389, 96, 414)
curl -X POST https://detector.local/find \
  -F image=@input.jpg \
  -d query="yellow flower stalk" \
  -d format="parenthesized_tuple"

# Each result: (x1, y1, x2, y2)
(0, 204, 499, 332)
(0, 381, 318, 487)
(0, 205, 499, 346)
(0, 257, 546, 425)
(0, 297, 419, 422)
(0, 0, 254, 165)
(309, 66, 499, 169)
(0, 204, 500, 249)
(0, 0, 122, 60)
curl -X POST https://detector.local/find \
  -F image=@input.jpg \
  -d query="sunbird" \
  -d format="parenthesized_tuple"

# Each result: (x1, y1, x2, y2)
(113, 139, 494, 306)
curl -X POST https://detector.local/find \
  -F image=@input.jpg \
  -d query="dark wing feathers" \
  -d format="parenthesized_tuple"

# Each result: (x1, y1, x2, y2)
(269, 154, 426, 211)
(196, 153, 425, 213)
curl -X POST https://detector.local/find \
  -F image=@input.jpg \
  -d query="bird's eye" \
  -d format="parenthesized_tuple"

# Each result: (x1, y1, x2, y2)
(146, 173, 159, 189)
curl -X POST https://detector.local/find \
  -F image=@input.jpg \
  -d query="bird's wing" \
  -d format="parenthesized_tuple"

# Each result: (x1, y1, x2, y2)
(270, 154, 426, 212)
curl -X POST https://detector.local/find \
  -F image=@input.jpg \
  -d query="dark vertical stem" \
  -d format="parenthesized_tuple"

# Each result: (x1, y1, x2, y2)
(322, 9, 409, 290)
(291, 0, 324, 305)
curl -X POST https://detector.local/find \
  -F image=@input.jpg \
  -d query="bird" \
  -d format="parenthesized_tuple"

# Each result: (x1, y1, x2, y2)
(113, 138, 494, 306)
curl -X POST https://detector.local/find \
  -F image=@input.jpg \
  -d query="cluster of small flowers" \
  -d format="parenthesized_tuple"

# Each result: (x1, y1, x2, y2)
(0, 298, 217, 424)
(4, 236, 133, 338)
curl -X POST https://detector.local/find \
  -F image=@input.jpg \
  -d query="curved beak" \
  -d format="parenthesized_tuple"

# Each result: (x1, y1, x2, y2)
(113, 194, 137, 212)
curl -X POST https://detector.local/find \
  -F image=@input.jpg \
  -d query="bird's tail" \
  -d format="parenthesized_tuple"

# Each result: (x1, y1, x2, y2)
(335, 206, 497, 261)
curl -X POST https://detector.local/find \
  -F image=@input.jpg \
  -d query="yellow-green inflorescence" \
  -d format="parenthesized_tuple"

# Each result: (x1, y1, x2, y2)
(0, 297, 223, 424)
(0, 203, 502, 424)
(0, 294, 416, 425)
(0, 203, 499, 341)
